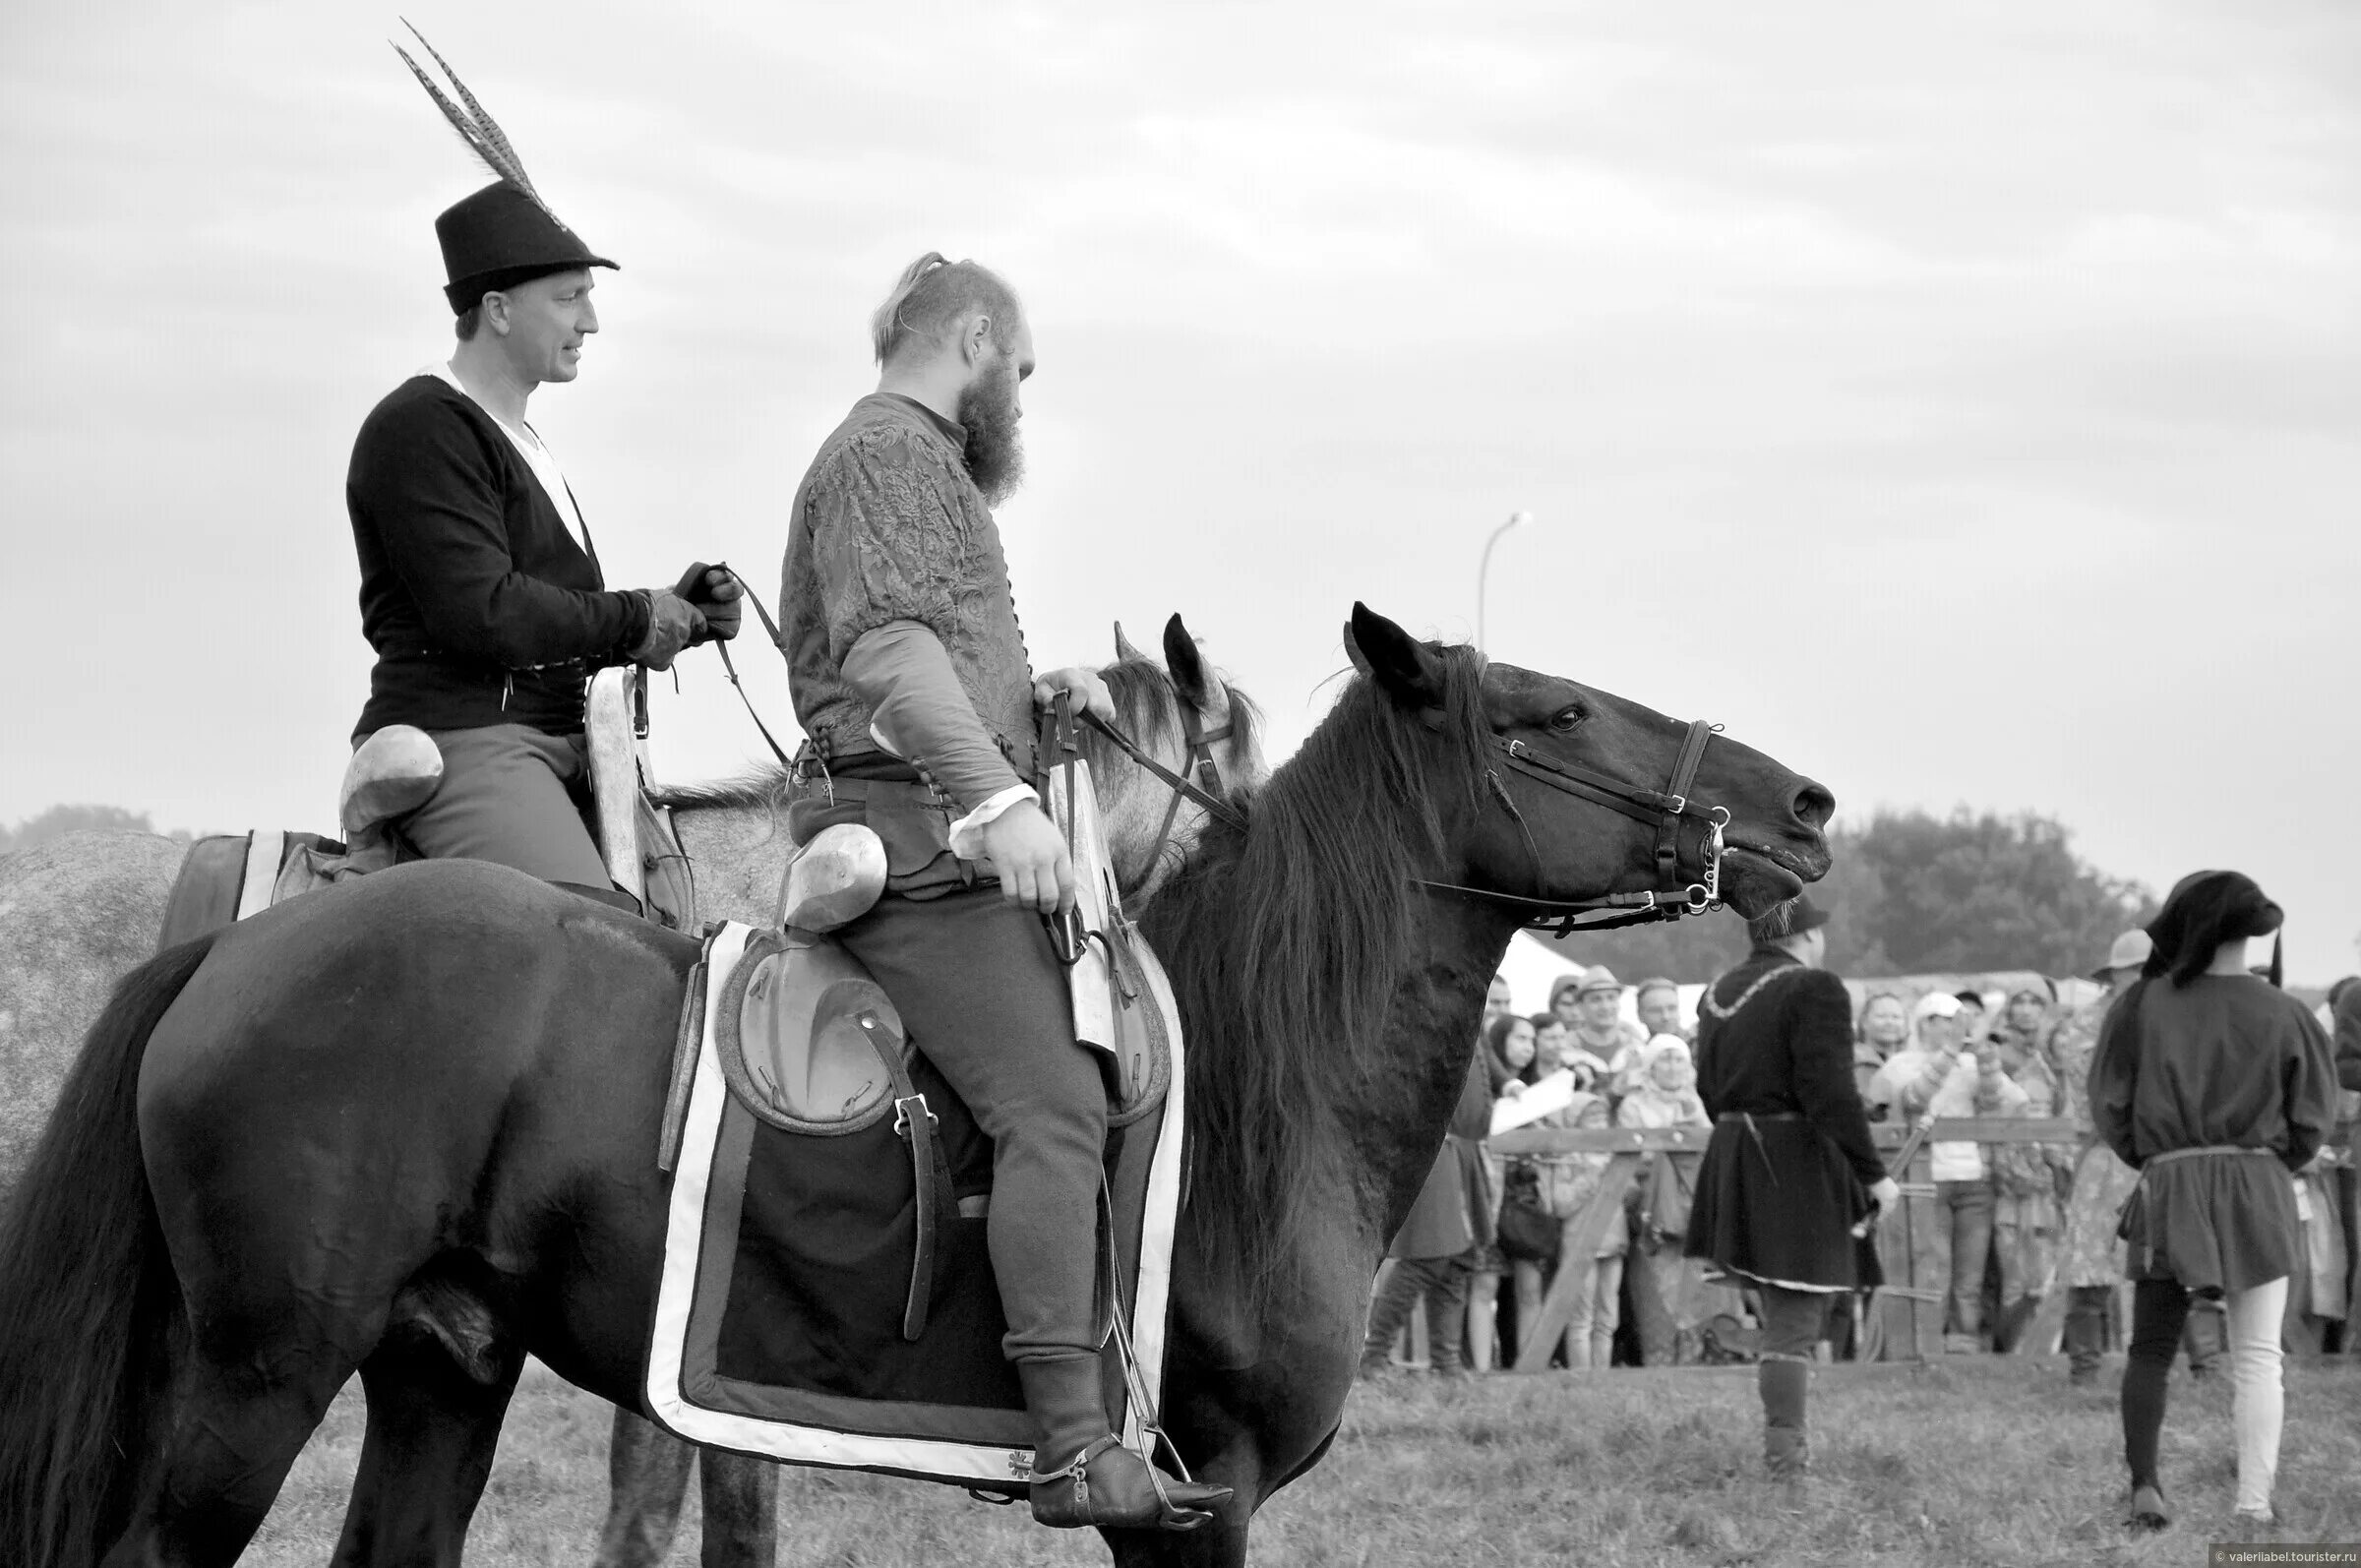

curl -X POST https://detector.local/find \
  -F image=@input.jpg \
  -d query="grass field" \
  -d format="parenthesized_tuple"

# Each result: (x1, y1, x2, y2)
(244, 1356, 2361, 1567)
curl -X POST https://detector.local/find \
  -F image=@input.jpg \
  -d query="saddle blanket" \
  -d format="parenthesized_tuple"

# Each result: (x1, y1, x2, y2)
(643, 922, 1186, 1492)
(156, 829, 340, 948)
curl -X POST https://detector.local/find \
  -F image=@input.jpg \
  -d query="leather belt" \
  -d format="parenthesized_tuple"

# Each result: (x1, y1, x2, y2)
(2145, 1144, 2270, 1166)
(787, 774, 952, 811)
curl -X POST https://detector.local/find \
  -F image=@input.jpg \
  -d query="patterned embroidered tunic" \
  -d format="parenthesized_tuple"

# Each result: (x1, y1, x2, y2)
(779, 393, 1036, 788)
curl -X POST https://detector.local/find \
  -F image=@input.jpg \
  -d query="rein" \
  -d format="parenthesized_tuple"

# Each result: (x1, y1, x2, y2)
(1414, 718, 1730, 935)
(715, 576, 800, 771)
(1082, 706, 1244, 844)
(710, 580, 1722, 935)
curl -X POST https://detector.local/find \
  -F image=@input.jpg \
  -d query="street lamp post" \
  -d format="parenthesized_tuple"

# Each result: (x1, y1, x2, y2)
(1476, 511, 1532, 651)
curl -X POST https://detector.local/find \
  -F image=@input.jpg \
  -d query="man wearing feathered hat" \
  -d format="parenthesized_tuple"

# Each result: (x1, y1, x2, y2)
(343, 30, 740, 909)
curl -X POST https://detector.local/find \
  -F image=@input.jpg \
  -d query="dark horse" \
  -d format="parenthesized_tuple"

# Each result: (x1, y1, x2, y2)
(0, 605, 1832, 1568)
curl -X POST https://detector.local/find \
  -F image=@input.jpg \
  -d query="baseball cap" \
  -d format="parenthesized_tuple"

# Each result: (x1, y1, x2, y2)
(1911, 992, 1963, 1025)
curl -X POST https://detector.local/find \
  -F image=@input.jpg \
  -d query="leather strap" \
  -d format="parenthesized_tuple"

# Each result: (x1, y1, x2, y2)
(710, 573, 799, 769)
(715, 636, 798, 770)
(1415, 718, 1729, 932)
(894, 1092, 946, 1342)
(1655, 718, 1716, 882)
(1079, 710, 1245, 831)
(155, 834, 253, 951)
(657, 936, 717, 1174)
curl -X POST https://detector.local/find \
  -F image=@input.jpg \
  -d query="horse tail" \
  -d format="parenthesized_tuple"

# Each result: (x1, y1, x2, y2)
(0, 932, 217, 1568)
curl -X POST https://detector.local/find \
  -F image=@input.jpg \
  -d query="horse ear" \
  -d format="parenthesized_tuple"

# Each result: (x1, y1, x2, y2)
(1162, 614, 1210, 709)
(1342, 623, 1372, 676)
(1114, 621, 1148, 664)
(1347, 602, 1446, 708)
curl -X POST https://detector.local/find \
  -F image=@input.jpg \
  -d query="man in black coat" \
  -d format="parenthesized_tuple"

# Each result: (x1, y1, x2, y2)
(346, 175, 741, 908)
(1685, 896, 1898, 1477)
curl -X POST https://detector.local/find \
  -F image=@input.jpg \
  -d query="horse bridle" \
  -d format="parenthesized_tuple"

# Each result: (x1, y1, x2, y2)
(1414, 717, 1731, 935)
(1073, 702, 1243, 879)
(725, 581, 1723, 935)
(1036, 694, 1243, 964)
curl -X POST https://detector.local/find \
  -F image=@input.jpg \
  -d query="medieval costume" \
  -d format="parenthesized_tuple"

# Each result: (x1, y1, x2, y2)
(779, 373, 1224, 1530)
(1686, 897, 1885, 1476)
(351, 31, 722, 905)
(2089, 871, 2338, 1530)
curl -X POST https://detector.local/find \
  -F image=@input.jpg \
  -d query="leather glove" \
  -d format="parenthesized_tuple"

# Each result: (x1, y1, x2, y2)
(673, 563, 745, 644)
(631, 589, 706, 671)
(1869, 1176, 1902, 1215)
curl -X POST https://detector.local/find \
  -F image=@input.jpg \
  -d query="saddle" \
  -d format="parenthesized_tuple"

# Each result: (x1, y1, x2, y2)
(156, 667, 694, 946)
(691, 744, 1179, 1344)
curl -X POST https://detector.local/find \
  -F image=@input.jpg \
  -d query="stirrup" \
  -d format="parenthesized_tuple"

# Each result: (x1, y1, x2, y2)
(1029, 1435, 1226, 1534)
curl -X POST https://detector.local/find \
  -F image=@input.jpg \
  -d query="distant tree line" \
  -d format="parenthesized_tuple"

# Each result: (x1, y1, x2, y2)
(1540, 808, 2159, 983)
(0, 804, 189, 856)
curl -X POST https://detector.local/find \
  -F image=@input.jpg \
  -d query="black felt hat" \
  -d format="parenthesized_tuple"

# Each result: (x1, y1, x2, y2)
(394, 27, 621, 313)
(436, 182, 618, 314)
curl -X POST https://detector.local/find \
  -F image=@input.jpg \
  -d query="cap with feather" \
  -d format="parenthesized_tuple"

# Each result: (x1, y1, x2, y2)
(394, 21, 618, 314)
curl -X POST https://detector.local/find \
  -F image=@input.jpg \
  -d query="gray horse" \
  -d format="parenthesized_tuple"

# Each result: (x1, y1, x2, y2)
(0, 618, 1261, 1568)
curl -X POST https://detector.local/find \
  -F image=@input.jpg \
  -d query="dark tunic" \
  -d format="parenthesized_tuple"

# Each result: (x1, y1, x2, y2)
(347, 375, 649, 738)
(2089, 974, 2337, 1295)
(1685, 946, 1885, 1290)
(1389, 1055, 1497, 1262)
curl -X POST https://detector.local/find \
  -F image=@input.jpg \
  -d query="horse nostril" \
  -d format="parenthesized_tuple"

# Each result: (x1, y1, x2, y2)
(1790, 781, 1835, 830)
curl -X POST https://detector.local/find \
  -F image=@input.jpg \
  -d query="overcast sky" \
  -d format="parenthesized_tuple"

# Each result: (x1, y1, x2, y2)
(4, 2, 2355, 978)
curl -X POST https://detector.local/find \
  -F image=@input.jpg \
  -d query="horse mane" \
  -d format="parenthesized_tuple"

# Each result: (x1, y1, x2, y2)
(1143, 644, 1490, 1308)
(647, 656, 1262, 815)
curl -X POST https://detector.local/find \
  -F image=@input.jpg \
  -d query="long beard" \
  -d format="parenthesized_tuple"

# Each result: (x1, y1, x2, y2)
(957, 362, 1026, 507)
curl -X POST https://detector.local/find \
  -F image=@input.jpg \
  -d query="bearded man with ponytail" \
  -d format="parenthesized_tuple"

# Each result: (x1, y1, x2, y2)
(774, 255, 1231, 1534)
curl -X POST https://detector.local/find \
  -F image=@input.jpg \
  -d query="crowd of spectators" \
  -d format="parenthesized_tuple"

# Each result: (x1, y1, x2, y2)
(1367, 945, 2361, 1377)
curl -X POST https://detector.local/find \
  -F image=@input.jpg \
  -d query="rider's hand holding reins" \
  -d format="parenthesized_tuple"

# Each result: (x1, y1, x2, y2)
(983, 799, 1076, 916)
(1033, 667, 1114, 721)
(679, 565, 744, 643)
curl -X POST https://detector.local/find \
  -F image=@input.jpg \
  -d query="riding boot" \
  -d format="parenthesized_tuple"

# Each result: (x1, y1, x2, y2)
(1759, 1357, 1810, 1478)
(1018, 1357, 1233, 1533)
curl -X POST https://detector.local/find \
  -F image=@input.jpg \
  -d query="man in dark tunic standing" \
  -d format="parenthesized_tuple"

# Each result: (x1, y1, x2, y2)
(350, 49, 740, 909)
(776, 254, 1230, 1534)
(1686, 896, 1898, 1477)
(2088, 870, 2337, 1532)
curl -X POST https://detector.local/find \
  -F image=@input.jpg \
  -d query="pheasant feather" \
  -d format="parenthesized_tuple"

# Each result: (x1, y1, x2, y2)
(399, 20, 536, 198)
(392, 23, 555, 217)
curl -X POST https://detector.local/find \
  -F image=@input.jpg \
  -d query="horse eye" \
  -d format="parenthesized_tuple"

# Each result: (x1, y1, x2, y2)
(1548, 706, 1584, 733)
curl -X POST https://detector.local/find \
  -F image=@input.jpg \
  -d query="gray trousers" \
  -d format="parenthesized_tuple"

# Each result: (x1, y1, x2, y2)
(834, 885, 1106, 1362)
(394, 723, 612, 888)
